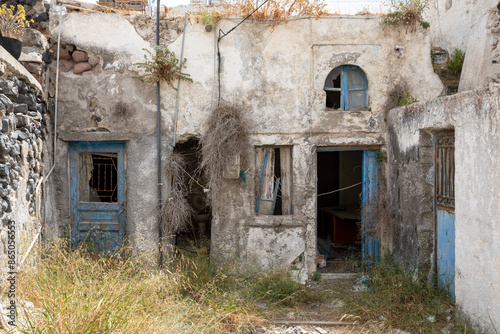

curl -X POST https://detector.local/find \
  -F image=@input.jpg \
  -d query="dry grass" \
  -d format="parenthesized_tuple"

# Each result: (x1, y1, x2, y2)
(13, 241, 325, 333)
(200, 102, 250, 207)
(162, 152, 193, 236)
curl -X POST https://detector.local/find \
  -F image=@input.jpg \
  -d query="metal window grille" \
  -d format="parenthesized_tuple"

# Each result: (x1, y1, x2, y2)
(435, 131, 455, 209)
(79, 153, 118, 203)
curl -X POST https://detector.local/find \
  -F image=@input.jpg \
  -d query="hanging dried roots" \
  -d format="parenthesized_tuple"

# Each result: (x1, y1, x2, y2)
(162, 152, 193, 236)
(200, 102, 250, 204)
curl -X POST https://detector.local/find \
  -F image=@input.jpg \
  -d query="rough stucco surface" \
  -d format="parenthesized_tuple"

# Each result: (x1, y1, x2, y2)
(459, 3, 500, 92)
(49, 13, 443, 276)
(388, 86, 500, 333)
(426, 0, 497, 53)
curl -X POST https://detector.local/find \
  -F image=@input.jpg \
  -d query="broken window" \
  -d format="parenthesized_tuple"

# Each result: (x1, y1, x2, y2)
(79, 152, 118, 202)
(324, 65, 368, 110)
(255, 147, 293, 215)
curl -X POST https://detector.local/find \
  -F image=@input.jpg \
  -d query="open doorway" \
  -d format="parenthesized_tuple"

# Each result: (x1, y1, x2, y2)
(173, 138, 211, 251)
(317, 150, 363, 273)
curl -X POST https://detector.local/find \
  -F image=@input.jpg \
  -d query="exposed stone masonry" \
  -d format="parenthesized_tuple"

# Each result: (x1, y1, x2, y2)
(0, 75, 46, 279)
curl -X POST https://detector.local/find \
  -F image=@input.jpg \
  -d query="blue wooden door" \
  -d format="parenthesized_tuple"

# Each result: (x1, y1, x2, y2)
(435, 131, 455, 298)
(70, 141, 126, 252)
(361, 150, 380, 266)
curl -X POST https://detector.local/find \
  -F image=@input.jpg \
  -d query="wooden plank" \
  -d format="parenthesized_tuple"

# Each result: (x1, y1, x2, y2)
(261, 148, 275, 200)
(280, 147, 292, 214)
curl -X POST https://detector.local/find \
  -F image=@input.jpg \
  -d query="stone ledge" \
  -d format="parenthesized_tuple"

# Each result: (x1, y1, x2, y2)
(59, 131, 137, 142)
(0, 47, 43, 93)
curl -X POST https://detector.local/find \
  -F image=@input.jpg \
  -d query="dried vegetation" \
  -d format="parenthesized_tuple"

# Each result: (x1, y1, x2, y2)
(162, 152, 193, 236)
(224, 0, 329, 28)
(381, 0, 430, 32)
(385, 80, 419, 111)
(200, 102, 250, 206)
(15, 241, 322, 333)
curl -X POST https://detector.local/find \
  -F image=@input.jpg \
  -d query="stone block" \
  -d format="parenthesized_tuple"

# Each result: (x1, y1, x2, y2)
(0, 95, 13, 114)
(1, 119, 11, 134)
(14, 130, 27, 141)
(0, 81, 18, 98)
(14, 93, 36, 109)
(58, 60, 74, 73)
(22, 62, 43, 77)
(15, 114, 31, 128)
(19, 52, 43, 64)
(13, 104, 29, 114)
(50, 45, 71, 60)
(88, 54, 100, 67)
(72, 50, 88, 63)
(73, 62, 92, 74)
(0, 165, 9, 177)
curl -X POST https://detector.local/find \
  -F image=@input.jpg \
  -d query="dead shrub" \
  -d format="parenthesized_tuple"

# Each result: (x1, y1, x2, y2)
(200, 102, 250, 206)
(224, 0, 329, 29)
(162, 152, 193, 236)
(381, 0, 430, 32)
(386, 80, 418, 112)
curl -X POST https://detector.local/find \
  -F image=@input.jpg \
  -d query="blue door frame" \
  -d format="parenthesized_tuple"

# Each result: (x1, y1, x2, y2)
(435, 131, 455, 299)
(317, 148, 380, 266)
(69, 141, 126, 252)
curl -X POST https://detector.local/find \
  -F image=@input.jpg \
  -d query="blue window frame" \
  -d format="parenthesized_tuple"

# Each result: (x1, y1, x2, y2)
(324, 65, 368, 110)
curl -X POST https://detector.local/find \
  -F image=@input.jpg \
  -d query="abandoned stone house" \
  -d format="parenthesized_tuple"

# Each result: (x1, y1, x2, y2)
(0, 0, 499, 331)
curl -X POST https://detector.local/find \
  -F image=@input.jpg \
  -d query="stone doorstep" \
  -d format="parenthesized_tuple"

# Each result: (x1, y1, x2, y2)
(320, 273, 358, 280)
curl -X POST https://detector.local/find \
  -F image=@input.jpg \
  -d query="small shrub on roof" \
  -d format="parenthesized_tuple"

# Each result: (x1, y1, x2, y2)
(382, 0, 430, 32)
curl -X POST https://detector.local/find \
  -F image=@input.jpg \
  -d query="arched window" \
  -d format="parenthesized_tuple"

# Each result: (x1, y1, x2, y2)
(324, 65, 368, 110)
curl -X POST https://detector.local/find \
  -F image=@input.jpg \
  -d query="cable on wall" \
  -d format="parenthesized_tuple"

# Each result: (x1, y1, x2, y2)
(216, 0, 271, 106)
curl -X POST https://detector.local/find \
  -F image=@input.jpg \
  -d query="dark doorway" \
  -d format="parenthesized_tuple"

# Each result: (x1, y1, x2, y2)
(316, 150, 363, 273)
(174, 138, 211, 251)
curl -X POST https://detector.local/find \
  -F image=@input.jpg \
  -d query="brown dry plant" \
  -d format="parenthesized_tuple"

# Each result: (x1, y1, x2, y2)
(162, 152, 193, 236)
(224, 0, 329, 29)
(200, 102, 250, 206)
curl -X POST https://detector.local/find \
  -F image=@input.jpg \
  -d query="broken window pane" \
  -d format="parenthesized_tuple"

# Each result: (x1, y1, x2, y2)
(324, 68, 342, 89)
(348, 90, 367, 110)
(324, 65, 368, 110)
(326, 91, 341, 109)
(79, 152, 118, 203)
(256, 147, 293, 216)
(348, 67, 367, 89)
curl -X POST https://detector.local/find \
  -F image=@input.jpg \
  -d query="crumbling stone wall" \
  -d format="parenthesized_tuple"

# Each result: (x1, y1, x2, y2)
(388, 86, 500, 332)
(48, 12, 443, 277)
(0, 54, 48, 280)
(388, 123, 435, 278)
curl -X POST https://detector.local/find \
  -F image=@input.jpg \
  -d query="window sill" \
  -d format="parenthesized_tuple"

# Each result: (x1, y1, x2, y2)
(248, 215, 303, 228)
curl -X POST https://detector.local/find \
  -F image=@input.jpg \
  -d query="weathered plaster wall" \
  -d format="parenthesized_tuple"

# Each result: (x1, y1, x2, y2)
(49, 12, 442, 275)
(388, 85, 500, 332)
(426, 0, 497, 53)
(459, 3, 500, 92)
(0, 47, 48, 279)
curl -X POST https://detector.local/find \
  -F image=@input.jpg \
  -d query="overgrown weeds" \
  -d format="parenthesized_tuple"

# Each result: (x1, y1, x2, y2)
(386, 80, 418, 111)
(446, 49, 465, 76)
(381, 0, 430, 32)
(15, 240, 320, 333)
(134, 45, 192, 88)
(346, 259, 462, 333)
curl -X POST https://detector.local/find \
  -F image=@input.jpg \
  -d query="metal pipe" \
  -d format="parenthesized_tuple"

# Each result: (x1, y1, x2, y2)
(173, 12, 188, 147)
(156, 0, 163, 267)
(44, 4, 63, 181)
(18, 176, 44, 269)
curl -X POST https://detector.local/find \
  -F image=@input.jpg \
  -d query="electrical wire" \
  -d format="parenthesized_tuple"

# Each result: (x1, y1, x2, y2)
(317, 182, 362, 197)
(216, 0, 271, 106)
